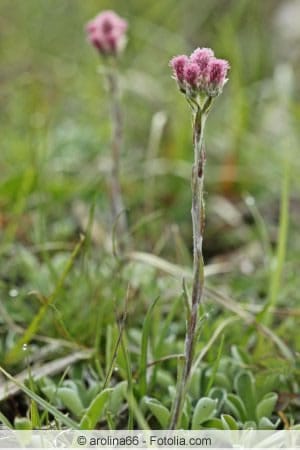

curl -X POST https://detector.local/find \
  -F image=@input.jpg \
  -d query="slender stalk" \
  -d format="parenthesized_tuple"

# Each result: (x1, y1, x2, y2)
(189, 107, 207, 370)
(106, 67, 128, 239)
(169, 105, 207, 430)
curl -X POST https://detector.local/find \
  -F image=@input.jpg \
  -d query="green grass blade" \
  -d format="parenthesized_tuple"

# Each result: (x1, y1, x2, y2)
(139, 296, 160, 397)
(0, 410, 13, 428)
(259, 158, 290, 325)
(124, 391, 150, 430)
(0, 366, 78, 429)
(5, 235, 85, 364)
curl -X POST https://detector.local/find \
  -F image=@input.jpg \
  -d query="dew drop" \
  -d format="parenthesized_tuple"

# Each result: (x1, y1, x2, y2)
(9, 288, 19, 298)
(245, 196, 255, 206)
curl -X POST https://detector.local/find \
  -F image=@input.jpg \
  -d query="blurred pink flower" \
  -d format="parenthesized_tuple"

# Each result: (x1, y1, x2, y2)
(86, 10, 128, 56)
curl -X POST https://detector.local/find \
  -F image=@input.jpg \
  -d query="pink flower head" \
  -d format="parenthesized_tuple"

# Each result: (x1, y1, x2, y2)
(170, 47, 229, 100)
(86, 10, 128, 56)
(207, 58, 230, 95)
(169, 55, 189, 84)
(190, 47, 214, 72)
(184, 62, 201, 89)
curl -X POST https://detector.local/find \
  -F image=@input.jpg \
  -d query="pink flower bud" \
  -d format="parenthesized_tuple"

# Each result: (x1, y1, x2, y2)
(190, 47, 214, 72)
(170, 48, 230, 100)
(207, 58, 230, 95)
(184, 62, 200, 89)
(86, 10, 128, 56)
(169, 55, 189, 83)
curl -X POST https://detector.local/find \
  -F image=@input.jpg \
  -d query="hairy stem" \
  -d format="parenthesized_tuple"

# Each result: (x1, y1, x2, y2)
(106, 68, 128, 239)
(169, 106, 207, 430)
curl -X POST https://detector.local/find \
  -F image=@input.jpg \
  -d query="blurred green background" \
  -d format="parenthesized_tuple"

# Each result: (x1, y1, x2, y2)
(1, 0, 300, 330)
(1, 0, 300, 289)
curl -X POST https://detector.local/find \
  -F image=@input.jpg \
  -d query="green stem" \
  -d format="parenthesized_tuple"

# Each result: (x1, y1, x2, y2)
(169, 106, 207, 429)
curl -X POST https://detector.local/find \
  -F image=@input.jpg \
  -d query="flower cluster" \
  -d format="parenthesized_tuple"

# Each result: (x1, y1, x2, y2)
(170, 48, 230, 98)
(86, 10, 128, 56)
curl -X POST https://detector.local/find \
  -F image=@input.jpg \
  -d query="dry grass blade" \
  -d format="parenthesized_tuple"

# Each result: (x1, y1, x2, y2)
(125, 251, 231, 279)
(0, 350, 92, 402)
(205, 285, 294, 361)
(125, 251, 191, 278)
